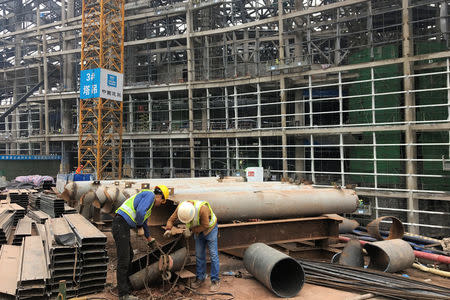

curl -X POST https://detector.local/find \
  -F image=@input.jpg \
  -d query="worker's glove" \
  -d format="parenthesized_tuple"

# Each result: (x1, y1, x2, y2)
(163, 230, 172, 238)
(183, 228, 192, 238)
(147, 237, 157, 249)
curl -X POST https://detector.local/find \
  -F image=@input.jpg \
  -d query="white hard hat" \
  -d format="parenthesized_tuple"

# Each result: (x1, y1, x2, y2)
(177, 201, 195, 224)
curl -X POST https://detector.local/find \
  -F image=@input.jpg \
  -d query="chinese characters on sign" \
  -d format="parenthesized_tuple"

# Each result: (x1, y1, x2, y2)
(80, 68, 124, 101)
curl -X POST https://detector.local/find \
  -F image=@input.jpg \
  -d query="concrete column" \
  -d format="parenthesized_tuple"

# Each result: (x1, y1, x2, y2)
(148, 93, 152, 132)
(169, 139, 174, 177)
(226, 138, 230, 176)
(43, 33, 50, 155)
(187, 3, 195, 177)
(279, 0, 288, 177)
(149, 139, 154, 178)
(235, 138, 239, 171)
(225, 88, 229, 129)
(257, 84, 261, 129)
(128, 94, 133, 132)
(208, 138, 212, 176)
(294, 90, 304, 176)
(403, 0, 419, 233)
(234, 86, 238, 129)
(168, 91, 172, 132)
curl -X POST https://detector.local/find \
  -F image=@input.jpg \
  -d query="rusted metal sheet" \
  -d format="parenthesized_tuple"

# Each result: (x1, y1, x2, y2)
(0, 245, 21, 296)
(215, 216, 339, 251)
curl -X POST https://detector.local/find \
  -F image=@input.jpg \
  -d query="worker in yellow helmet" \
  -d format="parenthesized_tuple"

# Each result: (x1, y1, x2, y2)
(165, 200, 220, 292)
(112, 185, 170, 300)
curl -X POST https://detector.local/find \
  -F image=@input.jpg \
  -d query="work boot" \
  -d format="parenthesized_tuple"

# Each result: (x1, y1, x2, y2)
(190, 277, 205, 289)
(210, 280, 220, 292)
(119, 294, 139, 300)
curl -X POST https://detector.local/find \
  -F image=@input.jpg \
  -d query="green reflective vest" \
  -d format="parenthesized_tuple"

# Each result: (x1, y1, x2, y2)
(186, 200, 217, 229)
(116, 189, 154, 224)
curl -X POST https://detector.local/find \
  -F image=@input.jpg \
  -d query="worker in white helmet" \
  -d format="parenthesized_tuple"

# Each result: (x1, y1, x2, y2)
(165, 200, 220, 291)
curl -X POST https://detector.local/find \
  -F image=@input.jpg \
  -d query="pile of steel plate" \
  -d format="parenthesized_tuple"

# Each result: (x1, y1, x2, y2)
(44, 217, 80, 298)
(27, 209, 50, 224)
(12, 217, 33, 246)
(0, 211, 15, 247)
(17, 236, 49, 299)
(39, 193, 64, 218)
(29, 193, 41, 209)
(9, 190, 33, 210)
(64, 213, 108, 296)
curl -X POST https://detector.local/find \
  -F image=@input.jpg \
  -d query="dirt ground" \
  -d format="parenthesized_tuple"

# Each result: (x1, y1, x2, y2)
(91, 231, 449, 300)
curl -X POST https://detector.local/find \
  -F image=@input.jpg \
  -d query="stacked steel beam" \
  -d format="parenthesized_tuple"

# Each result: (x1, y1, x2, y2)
(17, 236, 49, 299)
(27, 209, 50, 224)
(45, 218, 80, 298)
(0, 211, 15, 247)
(64, 213, 108, 296)
(12, 217, 33, 246)
(9, 190, 31, 211)
(39, 193, 64, 218)
(64, 204, 77, 214)
(29, 193, 41, 209)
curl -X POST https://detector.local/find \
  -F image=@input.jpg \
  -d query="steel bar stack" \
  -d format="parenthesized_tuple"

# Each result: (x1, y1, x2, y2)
(39, 193, 64, 218)
(17, 236, 49, 299)
(64, 213, 108, 296)
(45, 218, 80, 298)
(299, 259, 450, 300)
(12, 217, 33, 246)
(0, 211, 15, 247)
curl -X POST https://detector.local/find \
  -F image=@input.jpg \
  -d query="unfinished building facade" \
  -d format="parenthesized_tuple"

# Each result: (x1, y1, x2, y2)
(0, 0, 449, 236)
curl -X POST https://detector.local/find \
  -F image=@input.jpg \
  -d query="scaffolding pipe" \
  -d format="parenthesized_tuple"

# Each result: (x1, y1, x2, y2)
(244, 243, 304, 298)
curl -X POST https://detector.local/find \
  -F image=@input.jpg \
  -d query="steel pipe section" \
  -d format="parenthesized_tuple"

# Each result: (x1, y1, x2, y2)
(364, 239, 415, 272)
(173, 189, 359, 222)
(129, 247, 187, 290)
(244, 243, 304, 298)
(367, 216, 404, 240)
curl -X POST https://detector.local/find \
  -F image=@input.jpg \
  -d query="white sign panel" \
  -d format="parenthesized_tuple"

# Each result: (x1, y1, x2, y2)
(80, 68, 123, 101)
(99, 69, 124, 101)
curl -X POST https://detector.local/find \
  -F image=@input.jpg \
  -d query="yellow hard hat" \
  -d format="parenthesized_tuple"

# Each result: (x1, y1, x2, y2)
(155, 185, 170, 202)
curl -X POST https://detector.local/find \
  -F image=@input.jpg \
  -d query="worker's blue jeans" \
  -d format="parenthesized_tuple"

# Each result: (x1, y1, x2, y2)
(194, 224, 220, 282)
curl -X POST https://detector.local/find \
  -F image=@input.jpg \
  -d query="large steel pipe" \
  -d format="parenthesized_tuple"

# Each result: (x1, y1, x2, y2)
(244, 243, 304, 298)
(364, 239, 415, 272)
(173, 189, 358, 221)
(129, 247, 187, 290)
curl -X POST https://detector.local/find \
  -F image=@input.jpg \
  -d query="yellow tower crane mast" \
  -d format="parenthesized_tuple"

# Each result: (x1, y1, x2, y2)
(79, 0, 124, 179)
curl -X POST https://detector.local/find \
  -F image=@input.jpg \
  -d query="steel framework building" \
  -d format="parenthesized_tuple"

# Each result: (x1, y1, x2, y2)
(0, 0, 449, 236)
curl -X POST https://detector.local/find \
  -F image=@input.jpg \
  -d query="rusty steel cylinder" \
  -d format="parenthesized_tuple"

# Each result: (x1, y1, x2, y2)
(244, 243, 305, 298)
(364, 239, 415, 272)
(173, 188, 359, 222)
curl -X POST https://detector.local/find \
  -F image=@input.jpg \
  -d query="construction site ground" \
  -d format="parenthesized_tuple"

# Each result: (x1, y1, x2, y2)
(91, 231, 449, 300)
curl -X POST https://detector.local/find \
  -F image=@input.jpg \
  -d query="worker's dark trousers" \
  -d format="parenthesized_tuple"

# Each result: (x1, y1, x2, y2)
(112, 214, 134, 297)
